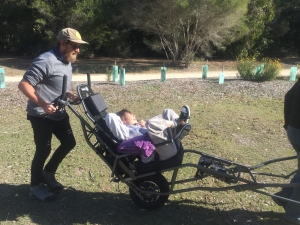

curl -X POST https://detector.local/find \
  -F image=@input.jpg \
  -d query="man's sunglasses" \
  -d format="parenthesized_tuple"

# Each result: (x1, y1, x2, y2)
(65, 41, 80, 50)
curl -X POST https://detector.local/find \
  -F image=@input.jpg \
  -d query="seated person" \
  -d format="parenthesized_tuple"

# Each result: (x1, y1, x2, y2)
(105, 105, 191, 161)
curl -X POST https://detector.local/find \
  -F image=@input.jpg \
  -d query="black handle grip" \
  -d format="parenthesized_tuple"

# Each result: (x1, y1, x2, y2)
(61, 75, 67, 100)
(87, 73, 91, 88)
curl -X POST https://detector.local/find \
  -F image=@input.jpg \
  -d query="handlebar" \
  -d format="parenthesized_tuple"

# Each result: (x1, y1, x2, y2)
(61, 75, 67, 100)
(57, 74, 82, 107)
(87, 73, 91, 88)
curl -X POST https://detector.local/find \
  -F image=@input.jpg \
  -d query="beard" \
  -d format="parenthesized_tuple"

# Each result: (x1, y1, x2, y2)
(62, 51, 78, 63)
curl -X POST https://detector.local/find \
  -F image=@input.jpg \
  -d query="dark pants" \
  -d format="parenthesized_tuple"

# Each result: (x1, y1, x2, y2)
(29, 114, 76, 186)
(283, 126, 300, 218)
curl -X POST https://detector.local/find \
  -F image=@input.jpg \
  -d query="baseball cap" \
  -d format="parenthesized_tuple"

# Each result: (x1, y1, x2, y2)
(57, 28, 89, 44)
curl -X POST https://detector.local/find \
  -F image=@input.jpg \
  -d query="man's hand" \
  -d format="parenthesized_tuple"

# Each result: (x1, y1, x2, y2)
(67, 92, 80, 103)
(41, 103, 58, 114)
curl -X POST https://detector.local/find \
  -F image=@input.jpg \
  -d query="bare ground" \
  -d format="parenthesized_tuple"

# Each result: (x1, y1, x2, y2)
(1, 56, 299, 77)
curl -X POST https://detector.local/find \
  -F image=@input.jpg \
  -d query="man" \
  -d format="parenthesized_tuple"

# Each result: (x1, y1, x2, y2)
(272, 78, 300, 224)
(105, 106, 191, 161)
(18, 28, 88, 202)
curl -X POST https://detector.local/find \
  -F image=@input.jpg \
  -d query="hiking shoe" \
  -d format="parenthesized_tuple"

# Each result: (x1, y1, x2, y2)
(43, 170, 64, 192)
(29, 183, 55, 202)
(272, 191, 288, 208)
(175, 124, 191, 142)
(179, 105, 190, 123)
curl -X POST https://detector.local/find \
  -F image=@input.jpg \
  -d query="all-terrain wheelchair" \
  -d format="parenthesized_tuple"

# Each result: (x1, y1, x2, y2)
(59, 74, 300, 210)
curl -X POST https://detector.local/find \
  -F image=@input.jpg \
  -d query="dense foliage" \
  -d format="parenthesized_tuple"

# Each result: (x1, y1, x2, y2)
(0, 0, 299, 66)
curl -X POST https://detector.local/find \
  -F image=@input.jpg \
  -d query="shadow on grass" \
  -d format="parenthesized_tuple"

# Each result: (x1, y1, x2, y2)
(0, 183, 283, 225)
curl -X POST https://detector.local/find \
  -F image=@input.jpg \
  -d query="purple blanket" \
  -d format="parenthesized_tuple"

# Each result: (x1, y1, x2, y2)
(117, 134, 155, 158)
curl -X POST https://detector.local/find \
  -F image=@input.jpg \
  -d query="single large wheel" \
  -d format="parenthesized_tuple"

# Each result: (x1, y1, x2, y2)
(129, 174, 170, 209)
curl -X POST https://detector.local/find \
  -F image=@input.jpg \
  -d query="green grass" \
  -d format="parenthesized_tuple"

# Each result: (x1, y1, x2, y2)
(0, 79, 296, 225)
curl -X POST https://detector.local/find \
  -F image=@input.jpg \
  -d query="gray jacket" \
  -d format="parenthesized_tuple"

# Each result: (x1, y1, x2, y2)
(23, 48, 72, 121)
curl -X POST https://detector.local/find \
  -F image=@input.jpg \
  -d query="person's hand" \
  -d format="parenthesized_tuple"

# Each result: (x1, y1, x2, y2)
(68, 93, 80, 101)
(139, 120, 146, 127)
(179, 119, 186, 125)
(41, 103, 57, 114)
(68, 92, 80, 103)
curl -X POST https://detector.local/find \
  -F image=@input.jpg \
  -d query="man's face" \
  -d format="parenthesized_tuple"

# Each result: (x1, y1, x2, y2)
(60, 41, 81, 63)
(121, 112, 138, 125)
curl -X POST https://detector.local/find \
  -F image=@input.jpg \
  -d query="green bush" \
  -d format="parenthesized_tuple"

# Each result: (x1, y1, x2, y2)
(259, 58, 282, 81)
(237, 51, 259, 80)
(237, 59, 257, 80)
(237, 52, 282, 81)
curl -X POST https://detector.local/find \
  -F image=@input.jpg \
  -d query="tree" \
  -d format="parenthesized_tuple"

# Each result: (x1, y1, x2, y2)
(123, 0, 249, 67)
(268, 0, 300, 56)
(31, 0, 110, 56)
(0, 0, 47, 55)
(219, 0, 275, 58)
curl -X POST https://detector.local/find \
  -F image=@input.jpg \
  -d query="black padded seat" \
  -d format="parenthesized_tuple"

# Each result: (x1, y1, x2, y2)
(133, 144, 184, 174)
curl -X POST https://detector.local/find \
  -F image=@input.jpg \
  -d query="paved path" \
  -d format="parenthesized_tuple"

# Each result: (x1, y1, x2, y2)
(5, 69, 292, 82)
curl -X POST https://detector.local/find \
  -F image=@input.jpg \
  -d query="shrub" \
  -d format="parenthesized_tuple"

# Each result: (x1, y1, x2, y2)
(259, 58, 282, 81)
(237, 51, 260, 80)
(106, 67, 112, 81)
(237, 59, 257, 80)
(237, 52, 282, 81)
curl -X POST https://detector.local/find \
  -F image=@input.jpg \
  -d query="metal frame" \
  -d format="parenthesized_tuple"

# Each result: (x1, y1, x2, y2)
(57, 78, 300, 206)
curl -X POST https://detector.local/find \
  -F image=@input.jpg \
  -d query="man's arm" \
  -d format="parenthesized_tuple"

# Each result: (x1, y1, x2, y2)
(18, 78, 57, 114)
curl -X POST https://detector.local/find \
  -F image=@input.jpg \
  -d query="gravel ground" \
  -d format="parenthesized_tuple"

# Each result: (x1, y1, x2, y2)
(0, 78, 295, 110)
(87, 78, 294, 102)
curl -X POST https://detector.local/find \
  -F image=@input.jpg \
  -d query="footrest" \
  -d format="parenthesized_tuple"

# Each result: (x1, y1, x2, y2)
(195, 156, 227, 178)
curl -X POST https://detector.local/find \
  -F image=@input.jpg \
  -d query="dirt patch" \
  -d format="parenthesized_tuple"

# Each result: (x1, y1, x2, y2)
(0, 56, 237, 76)
(0, 56, 299, 77)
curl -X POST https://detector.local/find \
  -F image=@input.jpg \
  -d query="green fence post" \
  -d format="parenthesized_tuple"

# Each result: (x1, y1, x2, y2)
(290, 66, 297, 82)
(219, 66, 224, 84)
(112, 62, 119, 82)
(119, 68, 126, 86)
(0, 67, 5, 88)
(202, 63, 208, 79)
(161, 67, 167, 82)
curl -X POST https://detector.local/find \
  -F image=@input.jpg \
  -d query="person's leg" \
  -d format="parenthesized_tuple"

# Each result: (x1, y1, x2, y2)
(283, 126, 300, 223)
(44, 114, 76, 173)
(163, 107, 191, 142)
(162, 109, 179, 121)
(147, 106, 191, 160)
(30, 119, 54, 186)
(282, 126, 300, 197)
(146, 109, 179, 160)
(146, 114, 168, 142)
(29, 118, 56, 201)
